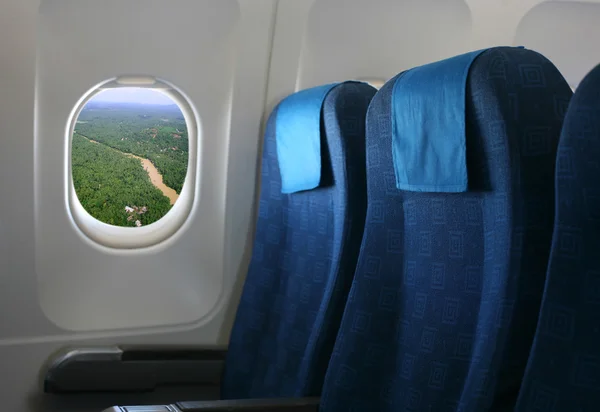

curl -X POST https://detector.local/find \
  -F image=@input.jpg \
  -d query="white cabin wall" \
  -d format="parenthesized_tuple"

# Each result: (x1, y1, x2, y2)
(0, 1, 277, 410)
(265, 0, 600, 110)
(0, 0, 39, 339)
(0, 0, 599, 411)
(0, 2, 47, 411)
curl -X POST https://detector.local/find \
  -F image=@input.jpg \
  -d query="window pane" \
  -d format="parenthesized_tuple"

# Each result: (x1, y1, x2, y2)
(72, 88, 189, 227)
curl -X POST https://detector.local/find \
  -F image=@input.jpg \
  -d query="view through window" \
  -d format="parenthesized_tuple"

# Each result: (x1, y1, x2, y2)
(72, 87, 189, 227)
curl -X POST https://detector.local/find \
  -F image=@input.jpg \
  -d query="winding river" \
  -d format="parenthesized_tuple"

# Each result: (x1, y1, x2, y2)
(82, 136, 179, 205)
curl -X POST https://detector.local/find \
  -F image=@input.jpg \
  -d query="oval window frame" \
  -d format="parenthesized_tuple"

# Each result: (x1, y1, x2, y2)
(66, 76, 199, 250)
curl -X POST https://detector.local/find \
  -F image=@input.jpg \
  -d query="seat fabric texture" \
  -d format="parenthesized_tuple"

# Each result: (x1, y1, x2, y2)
(516, 64, 600, 412)
(221, 82, 376, 399)
(320, 47, 572, 412)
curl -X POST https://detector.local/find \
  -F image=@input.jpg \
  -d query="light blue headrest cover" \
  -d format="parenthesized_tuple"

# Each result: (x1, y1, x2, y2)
(392, 49, 488, 192)
(276, 82, 340, 194)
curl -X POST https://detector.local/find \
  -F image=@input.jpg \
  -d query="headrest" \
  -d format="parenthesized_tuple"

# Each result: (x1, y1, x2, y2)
(275, 83, 343, 194)
(391, 48, 490, 193)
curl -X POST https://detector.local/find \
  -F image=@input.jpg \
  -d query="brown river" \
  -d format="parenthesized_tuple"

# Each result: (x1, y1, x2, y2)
(84, 137, 179, 205)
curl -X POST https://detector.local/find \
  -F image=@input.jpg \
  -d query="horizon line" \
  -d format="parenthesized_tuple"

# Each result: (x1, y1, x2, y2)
(90, 87, 177, 105)
(84, 101, 179, 106)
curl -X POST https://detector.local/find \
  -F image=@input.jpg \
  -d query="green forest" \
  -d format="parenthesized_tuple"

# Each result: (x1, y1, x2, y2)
(72, 102, 189, 227)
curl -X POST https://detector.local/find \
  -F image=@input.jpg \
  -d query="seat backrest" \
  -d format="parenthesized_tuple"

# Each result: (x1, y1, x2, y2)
(320, 47, 572, 412)
(221, 82, 376, 399)
(516, 64, 600, 412)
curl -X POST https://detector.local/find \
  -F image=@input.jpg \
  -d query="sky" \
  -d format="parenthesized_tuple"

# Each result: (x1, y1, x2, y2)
(92, 87, 175, 105)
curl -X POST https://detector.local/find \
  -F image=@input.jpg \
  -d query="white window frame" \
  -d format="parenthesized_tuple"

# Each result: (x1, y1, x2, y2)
(67, 76, 198, 250)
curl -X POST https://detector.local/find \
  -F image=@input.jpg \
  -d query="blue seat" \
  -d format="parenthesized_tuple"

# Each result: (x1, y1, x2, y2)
(320, 47, 572, 411)
(221, 82, 376, 399)
(516, 64, 600, 412)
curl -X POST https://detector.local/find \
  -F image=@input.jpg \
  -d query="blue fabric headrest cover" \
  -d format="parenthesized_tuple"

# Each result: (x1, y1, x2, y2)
(391, 48, 489, 193)
(275, 82, 343, 194)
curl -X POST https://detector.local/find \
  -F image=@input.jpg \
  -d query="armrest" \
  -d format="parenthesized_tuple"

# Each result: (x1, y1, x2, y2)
(102, 397, 321, 412)
(43, 346, 227, 393)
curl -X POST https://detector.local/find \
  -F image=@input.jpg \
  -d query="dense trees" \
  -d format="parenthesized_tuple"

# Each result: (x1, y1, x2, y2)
(71, 101, 189, 227)
(74, 102, 189, 193)
(71, 133, 173, 227)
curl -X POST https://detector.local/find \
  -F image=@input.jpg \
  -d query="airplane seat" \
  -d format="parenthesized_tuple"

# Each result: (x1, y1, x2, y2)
(220, 82, 377, 399)
(319, 47, 573, 411)
(516, 64, 600, 412)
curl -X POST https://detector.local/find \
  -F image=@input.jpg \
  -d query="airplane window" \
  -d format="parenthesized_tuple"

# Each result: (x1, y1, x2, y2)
(67, 78, 198, 249)
(72, 88, 188, 228)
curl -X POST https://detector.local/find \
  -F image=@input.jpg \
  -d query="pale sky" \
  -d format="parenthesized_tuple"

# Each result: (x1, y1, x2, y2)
(92, 87, 175, 105)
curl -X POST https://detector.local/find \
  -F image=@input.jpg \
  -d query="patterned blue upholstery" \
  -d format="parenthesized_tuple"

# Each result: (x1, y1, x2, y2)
(320, 47, 572, 412)
(221, 82, 376, 399)
(516, 65, 600, 412)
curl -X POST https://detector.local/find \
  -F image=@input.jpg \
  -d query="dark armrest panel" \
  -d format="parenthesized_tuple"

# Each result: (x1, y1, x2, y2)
(43, 346, 227, 393)
(102, 397, 321, 412)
